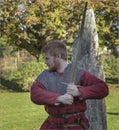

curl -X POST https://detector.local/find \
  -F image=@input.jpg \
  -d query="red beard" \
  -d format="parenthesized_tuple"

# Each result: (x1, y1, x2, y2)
(48, 60, 60, 72)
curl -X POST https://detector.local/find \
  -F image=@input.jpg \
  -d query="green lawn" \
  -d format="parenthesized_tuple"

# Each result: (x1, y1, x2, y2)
(106, 87, 119, 130)
(0, 93, 48, 130)
(0, 87, 118, 130)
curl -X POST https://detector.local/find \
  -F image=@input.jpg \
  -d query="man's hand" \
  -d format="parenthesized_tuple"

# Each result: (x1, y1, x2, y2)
(67, 84, 81, 97)
(55, 93, 74, 105)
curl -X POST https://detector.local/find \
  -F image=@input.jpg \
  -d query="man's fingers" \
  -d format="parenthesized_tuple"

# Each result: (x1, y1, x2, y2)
(56, 93, 74, 105)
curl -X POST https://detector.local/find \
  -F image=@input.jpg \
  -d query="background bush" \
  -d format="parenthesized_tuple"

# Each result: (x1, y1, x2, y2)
(101, 55, 118, 87)
(1, 60, 46, 91)
(1, 55, 118, 91)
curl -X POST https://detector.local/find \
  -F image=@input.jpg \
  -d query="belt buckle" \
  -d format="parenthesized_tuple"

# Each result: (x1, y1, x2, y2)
(62, 114, 69, 123)
(62, 114, 70, 118)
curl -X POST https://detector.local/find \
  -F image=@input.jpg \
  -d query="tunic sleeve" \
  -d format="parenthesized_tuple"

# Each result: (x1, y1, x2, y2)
(30, 80, 60, 105)
(78, 71, 109, 99)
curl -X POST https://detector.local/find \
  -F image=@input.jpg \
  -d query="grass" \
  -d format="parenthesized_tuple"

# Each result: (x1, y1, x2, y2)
(0, 93, 48, 130)
(0, 87, 118, 130)
(106, 87, 119, 130)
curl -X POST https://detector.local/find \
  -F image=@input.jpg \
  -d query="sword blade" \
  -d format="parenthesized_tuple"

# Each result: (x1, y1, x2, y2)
(70, 2, 88, 84)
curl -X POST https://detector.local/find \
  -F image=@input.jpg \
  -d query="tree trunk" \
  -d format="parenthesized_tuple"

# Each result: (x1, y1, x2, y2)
(72, 9, 107, 130)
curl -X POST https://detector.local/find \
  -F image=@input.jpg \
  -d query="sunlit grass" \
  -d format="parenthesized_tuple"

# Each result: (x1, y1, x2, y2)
(106, 87, 119, 130)
(0, 87, 118, 130)
(0, 93, 47, 130)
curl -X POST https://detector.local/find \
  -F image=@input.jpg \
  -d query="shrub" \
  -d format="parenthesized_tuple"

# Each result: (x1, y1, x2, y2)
(101, 55, 118, 86)
(1, 61, 46, 91)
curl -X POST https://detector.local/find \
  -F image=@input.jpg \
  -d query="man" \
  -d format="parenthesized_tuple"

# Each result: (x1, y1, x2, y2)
(30, 40, 109, 130)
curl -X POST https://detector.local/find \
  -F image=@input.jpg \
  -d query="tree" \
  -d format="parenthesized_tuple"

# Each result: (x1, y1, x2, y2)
(0, 0, 118, 59)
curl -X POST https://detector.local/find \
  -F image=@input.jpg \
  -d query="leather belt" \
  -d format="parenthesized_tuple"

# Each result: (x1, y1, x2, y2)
(50, 112, 83, 119)
(50, 112, 88, 129)
(63, 123, 80, 127)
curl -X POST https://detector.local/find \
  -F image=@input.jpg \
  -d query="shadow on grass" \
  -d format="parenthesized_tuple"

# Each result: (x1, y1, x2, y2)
(107, 112, 119, 116)
(106, 78, 118, 84)
(0, 76, 23, 92)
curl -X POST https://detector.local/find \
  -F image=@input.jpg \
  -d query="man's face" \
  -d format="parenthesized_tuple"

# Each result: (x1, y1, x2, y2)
(43, 54, 59, 72)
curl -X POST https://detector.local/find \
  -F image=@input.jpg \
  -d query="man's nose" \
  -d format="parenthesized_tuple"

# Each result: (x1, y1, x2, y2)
(45, 61, 48, 65)
(45, 61, 47, 65)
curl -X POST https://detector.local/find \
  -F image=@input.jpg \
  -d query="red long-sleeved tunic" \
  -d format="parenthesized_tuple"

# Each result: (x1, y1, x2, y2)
(30, 64, 109, 129)
(30, 68, 108, 115)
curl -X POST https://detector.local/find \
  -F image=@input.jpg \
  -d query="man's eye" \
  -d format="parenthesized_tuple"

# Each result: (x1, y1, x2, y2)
(46, 57, 50, 60)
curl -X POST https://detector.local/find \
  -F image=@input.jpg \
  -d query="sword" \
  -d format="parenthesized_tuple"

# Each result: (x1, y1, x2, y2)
(70, 2, 88, 84)
(61, 2, 88, 86)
